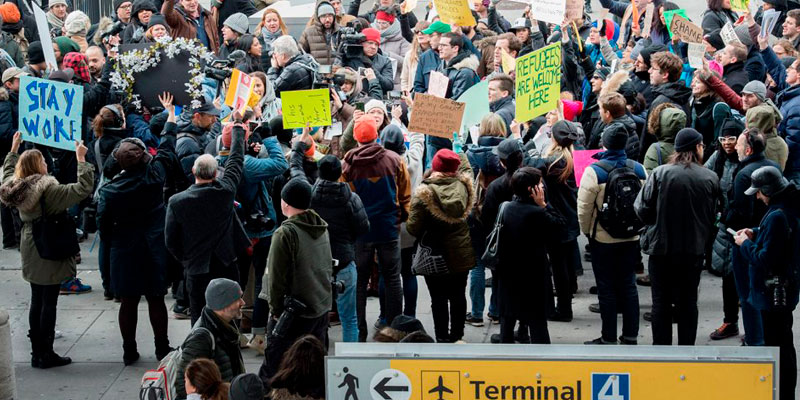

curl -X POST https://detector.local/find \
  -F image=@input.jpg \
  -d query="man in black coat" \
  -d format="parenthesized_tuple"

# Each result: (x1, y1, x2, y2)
(166, 111, 250, 324)
(175, 101, 219, 183)
(488, 74, 515, 136)
(720, 43, 750, 93)
(268, 35, 316, 96)
(641, 51, 691, 161)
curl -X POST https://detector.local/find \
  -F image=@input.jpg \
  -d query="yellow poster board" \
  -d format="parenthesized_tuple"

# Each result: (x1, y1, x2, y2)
(515, 42, 561, 122)
(224, 69, 252, 110)
(731, 0, 749, 12)
(280, 89, 332, 129)
(433, 0, 476, 26)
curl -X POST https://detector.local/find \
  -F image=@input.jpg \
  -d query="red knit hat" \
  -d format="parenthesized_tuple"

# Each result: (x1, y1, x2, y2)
(432, 149, 460, 174)
(0, 3, 21, 24)
(375, 10, 395, 24)
(221, 123, 252, 148)
(362, 27, 381, 45)
(354, 115, 378, 143)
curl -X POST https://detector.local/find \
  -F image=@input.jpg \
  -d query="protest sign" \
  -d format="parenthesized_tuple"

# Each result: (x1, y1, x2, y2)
(501, 49, 516, 73)
(119, 44, 194, 109)
(566, 0, 583, 21)
(688, 42, 705, 69)
(408, 93, 466, 138)
(280, 89, 332, 129)
(531, 0, 567, 25)
(515, 42, 561, 122)
(573, 149, 603, 186)
(433, 0, 476, 26)
(730, 0, 749, 12)
(761, 9, 780, 37)
(721, 22, 742, 45)
(19, 76, 83, 151)
(428, 70, 450, 98)
(669, 14, 703, 43)
(631, 0, 640, 29)
(642, 3, 655, 38)
(32, 5, 57, 68)
(455, 79, 489, 136)
(402, 0, 418, 13)
(662, 9, 688, 38)
(224, 69, 253, 110)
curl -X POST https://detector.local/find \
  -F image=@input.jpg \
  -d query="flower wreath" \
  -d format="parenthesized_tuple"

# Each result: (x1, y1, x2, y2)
(110, 36, 215, 110)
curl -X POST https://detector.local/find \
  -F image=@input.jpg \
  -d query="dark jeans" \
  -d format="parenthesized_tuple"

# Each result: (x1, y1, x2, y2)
(29, 283, 60, 354)
(118, 295, 169, 350)
(722, 272, 739, 325)
(500, 316, 550, 344)
(648, 254, 703, 345)
(378, 246, 418, 319)
(355, 239, 402, 342)
(1, 203, 20, 248)
(424, 271, 468, 342)
(237, 237, 271, 333)
(732, 248, 764, 345)
(187, 258, 240, 325)
(259, 313, 328, 393)
(590, 239, 639, 341)
(762, 308, 797, 400)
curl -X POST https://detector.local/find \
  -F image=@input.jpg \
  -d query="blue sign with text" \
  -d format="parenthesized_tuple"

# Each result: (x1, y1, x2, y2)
(19, 76, 83, 151)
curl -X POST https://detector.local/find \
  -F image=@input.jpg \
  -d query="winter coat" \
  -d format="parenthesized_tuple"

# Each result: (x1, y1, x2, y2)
(577, 149, 647, 243)
(490, 96, 515, 136)
(96, 124, 178, 297)
(268, 53, 317, 96)
(0, 88, 18, 155)
(594, 114, 640, 161)
(342, 51, 395, 93)
(342, 142, 411, 243)
(437, 50, 480, 100)
(723, 152, 779, 231)
(259, 208, 333, 318)
(378, 21, 410, 90)
(691, 97, 731, 148)
(496, 197, 566, 319)
(745, 45, 766, 84)
(746, 103, 789, 171)
(635, 161, 720, 256)
(165, 126, 250, 275)
(722, 61, 749, 93)
(175, 306, 245, 399)
(0, 31, 23, 67)
(175, 120, 213, 182)
(630, 70, 655, 106)
(705, 74, 745, 113)
(774, 84, 800, 177)
(161, 0, 219, 54)
(214, 0, 257, 38)
(401, 46, 423, 93)
(466, 136, 505, 178)
(642, 81, 692, 160)
(525, 154, 579, 242)
(0, 153, 94, 285)
(406, 154, 476, 274)
(643, 106, 685, 173)
(338, 110, 391, 156)
(412, 48, 440, 94)
(121, 0, 158, 44)
(701, 9, 738, 39)
(705, 149, 739, 275)
(299, 0, 340, 67)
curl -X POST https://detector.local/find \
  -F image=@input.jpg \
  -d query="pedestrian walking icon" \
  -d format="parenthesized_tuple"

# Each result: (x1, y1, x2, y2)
(339, 367, 360, 400)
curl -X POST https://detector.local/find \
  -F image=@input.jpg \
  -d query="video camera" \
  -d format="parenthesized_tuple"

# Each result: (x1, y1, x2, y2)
(101, 21, 126, 40)
(335, 20, 366, 60)
(203, 49, 247, 82)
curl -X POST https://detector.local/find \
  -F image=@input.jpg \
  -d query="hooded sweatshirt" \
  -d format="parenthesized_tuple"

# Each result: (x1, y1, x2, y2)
(746, 103, 789, 171)
(643, 105, 687, 173)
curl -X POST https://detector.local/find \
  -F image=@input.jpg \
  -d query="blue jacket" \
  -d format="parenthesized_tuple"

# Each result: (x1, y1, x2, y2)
(126, 113, 159, 149)
(775, 85, 800, 177)
(413, 48, 440, 94)
(217, 136, 288, 238)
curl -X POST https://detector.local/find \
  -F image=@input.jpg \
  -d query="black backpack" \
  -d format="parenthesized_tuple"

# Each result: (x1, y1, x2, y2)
(592, 160, 644, 239)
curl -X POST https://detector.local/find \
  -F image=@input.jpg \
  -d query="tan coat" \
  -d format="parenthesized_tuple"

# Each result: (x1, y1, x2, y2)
(161, 0, 220, 54)
(577, 165, 644, 244)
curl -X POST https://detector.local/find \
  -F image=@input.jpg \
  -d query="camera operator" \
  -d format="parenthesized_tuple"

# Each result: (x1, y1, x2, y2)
(734, 166, 800, 400)
(258, 167, 332, 393)
(336, 28, 395, 94)
(268, 35, 317, 96)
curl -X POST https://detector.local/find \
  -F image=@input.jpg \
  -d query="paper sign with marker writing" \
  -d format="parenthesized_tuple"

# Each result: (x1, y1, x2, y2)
(408, 93, 466, 138)
(688, 43, 705, 69)
(19, 76, 83, 151)
(280, 89, 332, 129)
(433, 0, 476, 26)
(670, 15, 703, 43)
(428, 70, 450, 98)
(515, 42, 561, 122)
(573, 149, 603, 187)
(721, 22, 742, 45)
(662, 9, 688, 38)
(224, 69, 253, 110)
(730, 0, 749, 12)
(566, 0, 583, 21)
(531, 0, 567, 25)
(642, 3, 655, 38)
(501, 49, 516, 73)
(402, 0, 418, 13)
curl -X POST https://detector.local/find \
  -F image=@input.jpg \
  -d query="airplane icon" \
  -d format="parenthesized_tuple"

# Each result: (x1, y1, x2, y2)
(428, 376, 453, 400)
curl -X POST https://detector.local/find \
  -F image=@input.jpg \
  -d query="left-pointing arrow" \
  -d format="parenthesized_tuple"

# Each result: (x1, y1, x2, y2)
(373, 376, 409, 400)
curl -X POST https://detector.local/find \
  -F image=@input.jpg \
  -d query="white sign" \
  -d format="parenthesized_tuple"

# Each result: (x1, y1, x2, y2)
(32, 5, 57, 69)
(428, 70, 450, 98)
(721, 22, 742, 46)
(761, 9, 780, 38)
(642, 3, 655, 38)
(369, 369, 411, 400)
(530, 0, 567, 25)
(688, 42, 705, 69)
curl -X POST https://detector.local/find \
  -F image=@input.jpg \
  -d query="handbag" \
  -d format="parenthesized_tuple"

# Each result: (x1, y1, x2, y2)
(31, 195, 80, 260)
(411, 232, 449, 276)
(482, 201, 508, 271)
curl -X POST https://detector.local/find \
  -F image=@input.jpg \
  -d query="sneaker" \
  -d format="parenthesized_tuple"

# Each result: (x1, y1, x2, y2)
(103, 290, 114, 301)
(490, 333, 501, 343)
(710, 323, 740, 340)
(248, 334, 266, 355)
(618, 335, 638, 345)
(54, 330, 63, 339)
(584, 337, 616, 345)
(487, 314, 500, 324)
(60, 277, 91, 294)
(636, 275, 651, 286)
(172, 304, 191, 320)
(465, 313, 484, 327)
(374, 317, 387, 331)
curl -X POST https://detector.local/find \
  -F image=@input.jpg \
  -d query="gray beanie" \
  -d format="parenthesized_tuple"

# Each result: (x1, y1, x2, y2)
(205, 278, 242, 311)
(49, 0, 68, 7)
(224, 13, 250, 35)
(742, 81, 767, 102)
(317, 2, 335, 16)
(229, 373, 265, 400)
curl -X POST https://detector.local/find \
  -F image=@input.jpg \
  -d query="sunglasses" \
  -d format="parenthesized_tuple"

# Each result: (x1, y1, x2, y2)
(719, 136, 737, 143)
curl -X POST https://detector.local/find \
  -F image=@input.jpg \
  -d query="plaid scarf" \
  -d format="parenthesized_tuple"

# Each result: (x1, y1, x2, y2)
(62, 52, 91, 83)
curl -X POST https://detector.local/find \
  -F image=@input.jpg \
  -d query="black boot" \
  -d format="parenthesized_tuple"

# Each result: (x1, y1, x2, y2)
(28, 329, 40, 368)
(123, 341, 140, 366)
(154, 338, 173, 361)
(37, 332, 71, 369)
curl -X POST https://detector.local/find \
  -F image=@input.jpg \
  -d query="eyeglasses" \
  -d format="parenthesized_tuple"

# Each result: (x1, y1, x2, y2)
(439, 43, 451, 48)
(719, 136, 737, 143)
(119, 3, 133, 9)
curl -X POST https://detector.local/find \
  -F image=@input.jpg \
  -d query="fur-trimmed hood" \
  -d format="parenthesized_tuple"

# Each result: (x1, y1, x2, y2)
(599, 70, 629, 98)
(92, 17, 114, 45)
(0, 174, 59, 212)
(0, 86, 8, 101)
(413, 172, 474, 224)
(447, 51, 479, 72)
(270, 388, 323, 400)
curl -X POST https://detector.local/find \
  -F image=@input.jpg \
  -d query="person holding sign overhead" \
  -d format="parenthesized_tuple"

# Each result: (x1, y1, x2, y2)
(701, 0, 739, 46)
(0, 131, 93, 369)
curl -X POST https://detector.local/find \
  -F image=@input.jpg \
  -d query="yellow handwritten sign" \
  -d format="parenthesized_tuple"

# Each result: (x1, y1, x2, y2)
(515, 42, 561, 122)
(731, 0, 749, 12)
(433, 0, 476, 26)
(280, 89, 332, 129)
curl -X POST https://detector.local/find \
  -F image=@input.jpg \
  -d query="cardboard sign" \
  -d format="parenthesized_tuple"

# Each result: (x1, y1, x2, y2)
(19, 76, 83, 151)
(642, 3, 655, 38)
(662, 9, 688, 38)
(515, 42, 561, 122)
(531, 0, 567, 25)
(432, 0, 476, 26)
(573, 149, 603, 186)
(688, 42, 705, 69)
(428, 70, 450, 98)
(224, 69, 253, 110)
(119, 43, 194, 109)
(501, 49, 516, 73)
(721, 22, 742, 46)
(669, 14, 703, 43)
(730, 0, 749, 12)
(565, 0, 583, 21)
(32, 5, 57, 69)
(280, 89, 332, 129)
(455, 79, 489, 136)
(408, 93, 466, 138)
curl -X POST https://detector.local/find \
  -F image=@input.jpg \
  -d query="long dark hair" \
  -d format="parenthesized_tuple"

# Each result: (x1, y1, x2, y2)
(653, 2, 679, 35)
(270, 335, 325, 398)
(234, 34, 262, 73)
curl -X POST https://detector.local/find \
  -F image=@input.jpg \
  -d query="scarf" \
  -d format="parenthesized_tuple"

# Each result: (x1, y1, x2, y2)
(260, 27, 282, 56)
(375, 19, 401, 40)
(46, 11, 65, 31)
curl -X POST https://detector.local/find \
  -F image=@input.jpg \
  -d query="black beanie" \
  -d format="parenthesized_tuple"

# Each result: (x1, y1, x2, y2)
(602, 128, 628, 151)
(704, 31, 725, 52)
(281, 178, 312, 210)
(674, 128, 703, 152)
(639, 44, 666, 67)
(229, 373, 264, 400)
(269, 116, 293, 146)
(27, 41, 45, 64)
(380, 125, 406, 155)
(318, 155, 342, 181)
(719, 117, 745, 138)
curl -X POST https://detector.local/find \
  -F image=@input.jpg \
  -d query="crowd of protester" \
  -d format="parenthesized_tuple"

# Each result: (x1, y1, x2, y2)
(0, 0, 799, 398)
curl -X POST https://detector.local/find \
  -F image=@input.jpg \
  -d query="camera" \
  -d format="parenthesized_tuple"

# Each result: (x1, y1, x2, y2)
(245, 211, 276, 232)
(272, 297, 308, 338)
(203, 50, 248, 83)
(335, 20, 366, 60)
(102, 21, 126, 40)
(766, 276, 788, 308)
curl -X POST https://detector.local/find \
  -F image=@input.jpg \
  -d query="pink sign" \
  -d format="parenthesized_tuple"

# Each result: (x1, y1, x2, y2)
(573, 149, 603, 187)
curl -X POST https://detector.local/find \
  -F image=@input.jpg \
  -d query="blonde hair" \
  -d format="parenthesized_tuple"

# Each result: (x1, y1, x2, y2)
(256, 8, 289, 35)
(15, 150, 46, 179)
(479, 114, 506, 137)
(544, 143, 575, 184)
